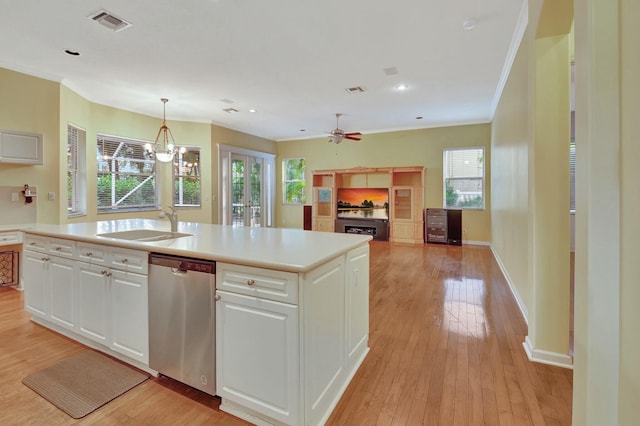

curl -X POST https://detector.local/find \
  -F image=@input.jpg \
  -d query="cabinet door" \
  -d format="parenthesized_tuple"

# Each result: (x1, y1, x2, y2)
(392, 187, 413, 220)
(22, 250, 48, 318)
(77, 262, 109, 345)
(0, 130, 43, 164)
(345, 245, 369, 372)
(110, 270, 149, 364)
(216, 290, 299, 425)
(48, 256, 76, 330)
(302, 256, 346, 426)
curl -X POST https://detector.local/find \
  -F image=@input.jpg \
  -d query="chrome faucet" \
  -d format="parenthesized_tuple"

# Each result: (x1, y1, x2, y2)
(159, 206, 179, 232)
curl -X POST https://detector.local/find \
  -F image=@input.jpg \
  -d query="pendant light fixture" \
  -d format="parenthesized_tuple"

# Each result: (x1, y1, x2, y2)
(145, 98, 178, 162)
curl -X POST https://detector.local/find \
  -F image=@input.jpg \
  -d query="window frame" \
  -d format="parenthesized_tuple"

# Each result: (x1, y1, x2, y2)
(282, 157, 306, 206)
(67, 123, 87, 218)
(96, 133, 159, 213)
(443, 146, 485, 210)
(173, 146, 202, 208)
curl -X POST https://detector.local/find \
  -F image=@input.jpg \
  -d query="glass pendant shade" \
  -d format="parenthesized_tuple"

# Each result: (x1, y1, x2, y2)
(147, 98, 178, 162)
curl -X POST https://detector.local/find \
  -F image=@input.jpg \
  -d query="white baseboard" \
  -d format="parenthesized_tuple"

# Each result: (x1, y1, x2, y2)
(523, 336, 573, 369)
(489, 245, 528, 324)
(463, 240, 491, 246)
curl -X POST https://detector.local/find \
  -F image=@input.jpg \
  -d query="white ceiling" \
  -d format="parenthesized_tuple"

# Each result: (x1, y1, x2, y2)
(0, 0, 526, 141)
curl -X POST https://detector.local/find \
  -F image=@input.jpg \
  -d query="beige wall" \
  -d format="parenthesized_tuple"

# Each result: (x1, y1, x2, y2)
(573, 0, 640, 424)
(0, 68, 61, 224)
(277, 124, 492, 242)
(62, 90, 213, 224)
(619, 1, 640, 421)
(491, 0, 571, 359)
(491, 24, 531, 315)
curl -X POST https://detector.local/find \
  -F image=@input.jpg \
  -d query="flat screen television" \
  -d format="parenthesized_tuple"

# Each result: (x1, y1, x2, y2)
(337, 188, 389, 221)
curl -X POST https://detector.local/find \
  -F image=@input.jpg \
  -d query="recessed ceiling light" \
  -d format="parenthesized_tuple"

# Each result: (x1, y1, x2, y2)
(64, 49, 80, 56)
(396, 84, 409, 91)
(463, 18, 477, 30)
(248, 109, 257, 113)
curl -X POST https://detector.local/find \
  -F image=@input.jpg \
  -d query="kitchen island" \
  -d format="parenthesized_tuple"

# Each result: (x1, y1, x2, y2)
(20, 219, 371, 426)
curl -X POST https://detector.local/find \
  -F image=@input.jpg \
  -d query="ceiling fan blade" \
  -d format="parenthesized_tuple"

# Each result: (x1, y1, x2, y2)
(345, 132, 362, 136)
(345, 135, 361, 141)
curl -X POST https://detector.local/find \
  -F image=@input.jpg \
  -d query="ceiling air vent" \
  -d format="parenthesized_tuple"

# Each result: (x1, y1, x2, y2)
(345, 86, 365, 94)
(90, 10, 132, 32)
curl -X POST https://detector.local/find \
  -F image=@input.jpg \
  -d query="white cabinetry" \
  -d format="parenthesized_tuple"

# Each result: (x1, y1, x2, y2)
(23, 235, 149, 366)
(23, 235, 76, 331)
(0, 129, 43, 164)
(216, 243, 370, 426)
(216, 263, 299, 425)
(76, 242, 149, 364)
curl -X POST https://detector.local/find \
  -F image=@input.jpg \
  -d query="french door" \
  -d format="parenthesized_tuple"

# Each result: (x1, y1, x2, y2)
(219, 144, 275, 227)
(231, 154, 263, 226)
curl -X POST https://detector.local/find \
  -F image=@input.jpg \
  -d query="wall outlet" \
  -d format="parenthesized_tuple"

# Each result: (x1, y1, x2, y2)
(48, 192, 55, 201)
(463, 228, 467, 235)
(11, 192, 18, 202)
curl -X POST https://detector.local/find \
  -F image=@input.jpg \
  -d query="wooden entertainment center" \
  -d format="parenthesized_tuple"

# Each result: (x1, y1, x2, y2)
(312, 166, 425, 244)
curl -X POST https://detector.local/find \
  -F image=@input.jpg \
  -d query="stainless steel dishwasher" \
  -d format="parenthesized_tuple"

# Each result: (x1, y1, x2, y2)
(148, 253, 216, 396)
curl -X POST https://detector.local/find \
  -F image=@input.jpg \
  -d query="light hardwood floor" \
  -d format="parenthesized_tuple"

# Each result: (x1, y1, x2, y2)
(0, 242, 572, 425)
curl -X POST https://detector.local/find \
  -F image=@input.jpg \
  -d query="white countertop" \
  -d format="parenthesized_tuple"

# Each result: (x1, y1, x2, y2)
(20, 219, 372, 272)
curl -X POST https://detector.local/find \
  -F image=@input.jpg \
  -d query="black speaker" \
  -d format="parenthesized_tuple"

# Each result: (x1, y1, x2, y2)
(303, 205, 312, 230)
(447, 209, 462, 245)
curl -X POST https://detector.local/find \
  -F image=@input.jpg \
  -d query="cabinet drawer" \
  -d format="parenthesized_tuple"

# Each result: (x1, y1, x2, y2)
(217, 263, 298, 305)
(77, 241, 110, 264)
(24, 234, 48, 252)
(109, 246, 148, 274)
(24, 234, 75, 257)
(47, 237, 76, 258)
(0, 231, 21, 246)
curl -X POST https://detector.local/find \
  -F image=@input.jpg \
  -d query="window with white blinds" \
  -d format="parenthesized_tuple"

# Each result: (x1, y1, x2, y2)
(173, 147, 201, 207)
(67, 124, 86, 217)
(97, 134, 158, 212)
(570, 142, 576, 212)
(443, 147, 485, 209)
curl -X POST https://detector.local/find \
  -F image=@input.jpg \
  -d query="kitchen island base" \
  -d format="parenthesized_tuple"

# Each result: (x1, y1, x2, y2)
(216, 244, 370, 426)
(20, 221, 372, 426)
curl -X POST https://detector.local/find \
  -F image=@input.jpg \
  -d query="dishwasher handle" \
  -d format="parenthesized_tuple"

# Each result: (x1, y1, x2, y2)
(149, 253, 216, 274)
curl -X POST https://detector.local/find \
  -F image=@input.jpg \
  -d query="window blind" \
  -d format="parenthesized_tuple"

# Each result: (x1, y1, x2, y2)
(67, 124, 86, 216)
(97, 135, 157, 211)
(443, 147, 484, 209)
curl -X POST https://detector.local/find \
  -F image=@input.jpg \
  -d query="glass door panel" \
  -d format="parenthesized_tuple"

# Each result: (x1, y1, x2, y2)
(231, 155, 263, 227)
(231, 157, 246, 226)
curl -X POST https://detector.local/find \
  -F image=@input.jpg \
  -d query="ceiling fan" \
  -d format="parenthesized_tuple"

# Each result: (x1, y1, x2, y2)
(327, 113, 362, 144)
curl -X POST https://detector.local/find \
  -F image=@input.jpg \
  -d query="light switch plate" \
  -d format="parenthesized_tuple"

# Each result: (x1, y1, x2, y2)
(48, 192, 55, 201)
(11, 192, 18, 202)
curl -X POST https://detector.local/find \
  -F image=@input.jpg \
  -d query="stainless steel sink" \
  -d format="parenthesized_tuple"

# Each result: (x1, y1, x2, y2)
(97, 229, 193, 242)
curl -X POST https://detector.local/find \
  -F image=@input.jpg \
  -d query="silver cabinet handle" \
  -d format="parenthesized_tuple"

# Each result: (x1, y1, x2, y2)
(55, 246, 62, 251)
(122, 258, 128, 264)
(41, 256, 50, 262)
(247, 279, 255, 286)
(86, 252, 93, 257)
